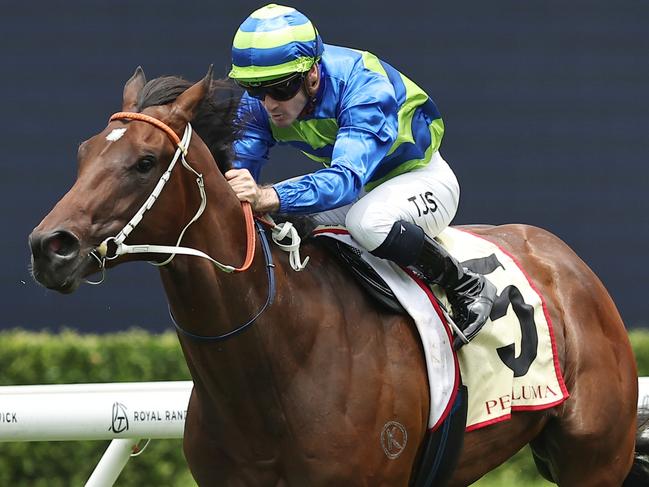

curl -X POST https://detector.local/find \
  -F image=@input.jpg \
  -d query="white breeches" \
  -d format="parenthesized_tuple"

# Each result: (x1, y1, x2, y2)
(311, 151, 460, 251)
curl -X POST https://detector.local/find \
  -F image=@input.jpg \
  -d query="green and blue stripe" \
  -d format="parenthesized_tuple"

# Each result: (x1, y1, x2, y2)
(230, 4, 323, 82)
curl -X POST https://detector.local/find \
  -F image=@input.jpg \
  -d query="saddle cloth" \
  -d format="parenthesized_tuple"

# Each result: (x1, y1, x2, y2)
(313, 226, 569, 431)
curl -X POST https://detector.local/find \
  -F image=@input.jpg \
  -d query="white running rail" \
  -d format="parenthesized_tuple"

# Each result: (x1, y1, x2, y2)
(0, 379, 647, 486)
(0, 381, 192, 486)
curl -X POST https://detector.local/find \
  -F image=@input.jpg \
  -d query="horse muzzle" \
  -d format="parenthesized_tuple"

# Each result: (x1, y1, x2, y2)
(29, 229, 85, 293)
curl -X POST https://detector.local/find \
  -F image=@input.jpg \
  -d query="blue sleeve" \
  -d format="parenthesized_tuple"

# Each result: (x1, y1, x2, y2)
(231, 94, 275, 181)
(274, 70, 398, 214)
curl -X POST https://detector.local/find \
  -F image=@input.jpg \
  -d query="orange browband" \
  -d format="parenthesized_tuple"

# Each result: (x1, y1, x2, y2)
(110, 112, 181, 146)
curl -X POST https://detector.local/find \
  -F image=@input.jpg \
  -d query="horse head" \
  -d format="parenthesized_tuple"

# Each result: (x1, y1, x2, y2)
(29, 66, 238, 293)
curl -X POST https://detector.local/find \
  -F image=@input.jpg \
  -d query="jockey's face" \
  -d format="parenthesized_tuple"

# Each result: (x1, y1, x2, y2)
(262, 87, 306, 127)
(261, 64, 319, 128)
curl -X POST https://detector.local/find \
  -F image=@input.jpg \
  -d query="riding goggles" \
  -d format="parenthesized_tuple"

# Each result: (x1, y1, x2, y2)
(237, 72, 306, 101)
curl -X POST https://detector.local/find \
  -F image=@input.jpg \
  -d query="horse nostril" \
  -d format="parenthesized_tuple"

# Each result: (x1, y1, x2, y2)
(34, 230, 81, 261)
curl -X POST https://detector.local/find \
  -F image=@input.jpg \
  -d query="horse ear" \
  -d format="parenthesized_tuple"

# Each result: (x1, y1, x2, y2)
(122, 66, 147, 112)
(171, 65, 214, 123)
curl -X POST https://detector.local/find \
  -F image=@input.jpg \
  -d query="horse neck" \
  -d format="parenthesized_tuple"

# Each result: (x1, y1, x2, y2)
(157, 141, 273, 364)
(154, 146, 348, 424)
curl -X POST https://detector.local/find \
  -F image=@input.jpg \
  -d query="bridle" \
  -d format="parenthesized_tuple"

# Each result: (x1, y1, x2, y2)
(91, 111, 256, 273)
(88, 111, 277, 341)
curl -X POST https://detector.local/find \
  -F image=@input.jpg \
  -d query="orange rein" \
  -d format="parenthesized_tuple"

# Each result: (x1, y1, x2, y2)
(109, 112, 256, 273)
(237, 201, 256, 272)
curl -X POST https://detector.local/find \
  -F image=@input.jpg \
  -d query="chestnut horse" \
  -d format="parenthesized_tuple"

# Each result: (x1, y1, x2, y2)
(30, 68, 648, 486)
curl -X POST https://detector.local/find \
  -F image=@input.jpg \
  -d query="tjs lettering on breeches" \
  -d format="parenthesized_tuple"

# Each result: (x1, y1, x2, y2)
(312, 151, 459, 249)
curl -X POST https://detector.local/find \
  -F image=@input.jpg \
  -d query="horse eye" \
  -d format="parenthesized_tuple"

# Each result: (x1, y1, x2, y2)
(135, 156, 156, 174)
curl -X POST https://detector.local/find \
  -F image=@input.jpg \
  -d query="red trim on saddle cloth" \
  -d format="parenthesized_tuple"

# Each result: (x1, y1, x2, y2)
(312, 228, 348, 235)
(405, 268, 461, 433)
(466, 397, 569, 432)
(456, 228, 570, 432)
(466, 414, 512, 432)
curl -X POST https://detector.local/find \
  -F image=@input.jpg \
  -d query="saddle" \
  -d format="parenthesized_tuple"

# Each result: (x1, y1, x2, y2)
(317, 238, 405, 314)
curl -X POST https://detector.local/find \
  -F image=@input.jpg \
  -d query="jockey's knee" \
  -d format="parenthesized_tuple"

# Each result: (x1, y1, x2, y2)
(345, 203, 400, 251)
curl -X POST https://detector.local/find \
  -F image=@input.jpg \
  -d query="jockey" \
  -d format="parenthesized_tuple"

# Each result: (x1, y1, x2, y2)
(226, 3, 496, 348)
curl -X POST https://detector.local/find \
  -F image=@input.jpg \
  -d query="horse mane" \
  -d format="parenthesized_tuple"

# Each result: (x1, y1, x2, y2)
(137, 76, 242, 173)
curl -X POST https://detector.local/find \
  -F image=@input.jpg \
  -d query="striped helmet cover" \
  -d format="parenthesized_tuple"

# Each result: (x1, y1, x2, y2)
(229, 4, 324, 84)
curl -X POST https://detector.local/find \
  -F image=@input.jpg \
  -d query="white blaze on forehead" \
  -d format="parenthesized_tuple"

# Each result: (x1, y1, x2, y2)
(106, 128, 127, 141)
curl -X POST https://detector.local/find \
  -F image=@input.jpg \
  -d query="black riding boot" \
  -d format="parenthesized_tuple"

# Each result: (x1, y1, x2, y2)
(416, 233, 497, 348)
(371, 220, 496, 349)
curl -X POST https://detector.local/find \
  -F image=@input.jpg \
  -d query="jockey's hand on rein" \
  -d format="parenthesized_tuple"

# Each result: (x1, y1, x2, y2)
(225, 168, 260, 202)
(225, 168, 280, 213)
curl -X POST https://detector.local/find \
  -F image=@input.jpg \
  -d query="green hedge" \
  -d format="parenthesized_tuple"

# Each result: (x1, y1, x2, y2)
(0, 329, 647, 486)
(0, 330, 193, 487)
